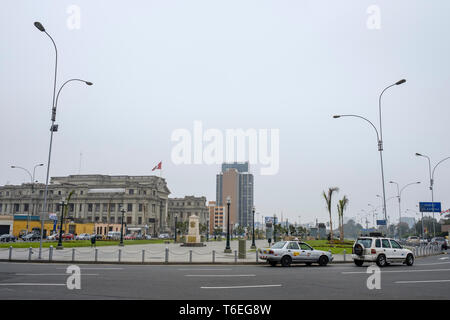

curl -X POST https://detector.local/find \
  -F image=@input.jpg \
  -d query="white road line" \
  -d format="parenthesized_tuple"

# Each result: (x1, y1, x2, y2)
(201, 284, 282, 289)
(343, 268, 450, 274)
(416, 262, 450, 266)
(0, 283, 66, 286)
(15, 273, 98, 276)
(56, 267, 123, 270)
(185, 274, 255, 277)
(177, 268, 232, 271)
(395, 280, 450, 284)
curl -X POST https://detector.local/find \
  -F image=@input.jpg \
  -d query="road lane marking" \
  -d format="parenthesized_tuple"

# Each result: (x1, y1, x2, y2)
(416, 262, 450, 266)
(185, 274, 255, 277)
(342, 268, 450, 274)
(201, 284, 282, 289)
(0, 283, 66, 286)
(56, 267, 123, 270)
(15, 273, 98, 276)
(395, 280, 450, 284)
(178, 268, 232, 271)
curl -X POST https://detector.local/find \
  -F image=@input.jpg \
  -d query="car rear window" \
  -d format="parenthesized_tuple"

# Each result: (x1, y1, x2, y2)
(272, 241, 286, 249)
(356, 238, 372, 248)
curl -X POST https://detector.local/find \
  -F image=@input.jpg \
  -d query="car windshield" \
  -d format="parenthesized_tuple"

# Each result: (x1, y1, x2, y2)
(272, 241, 286, 249)
(356, 238, 372, 248)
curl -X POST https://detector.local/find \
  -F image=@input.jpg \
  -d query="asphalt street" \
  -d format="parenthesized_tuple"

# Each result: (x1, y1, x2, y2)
(0, 254, 448, 299)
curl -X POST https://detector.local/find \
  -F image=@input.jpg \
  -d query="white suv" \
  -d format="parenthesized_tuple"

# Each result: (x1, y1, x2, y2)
(352, 236, 414, 267)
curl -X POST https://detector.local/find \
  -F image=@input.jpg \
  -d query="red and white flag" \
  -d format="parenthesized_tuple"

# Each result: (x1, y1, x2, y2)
(152, 161, 162, 171)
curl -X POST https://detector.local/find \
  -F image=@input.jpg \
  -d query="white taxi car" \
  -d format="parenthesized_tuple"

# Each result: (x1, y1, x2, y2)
(258, 240, 333, 267)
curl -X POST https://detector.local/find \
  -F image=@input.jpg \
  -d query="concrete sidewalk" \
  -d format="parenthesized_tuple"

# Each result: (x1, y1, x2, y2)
(0, 239, 356, 264)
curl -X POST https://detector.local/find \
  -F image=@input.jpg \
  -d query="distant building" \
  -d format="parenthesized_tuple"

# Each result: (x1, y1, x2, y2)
(399, 217, 416, 229)
(0, 175, 171, 236)
(168, 196, 209, 235)
(208, 201, 225, 234)
(216, 162, 254, 228)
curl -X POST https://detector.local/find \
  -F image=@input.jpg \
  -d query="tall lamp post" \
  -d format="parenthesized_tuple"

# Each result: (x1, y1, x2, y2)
(415, 153, 450, 237)
(389, 181, 420, 239)
(174, 214, 178, 243)
(11, 164, 44, 233)
(333, 79, 406, 233)
(224, 197, 231, 253)
(251, 206, 256, 249)
(34, 21, 93, 260)
(56, 198, 66, 249)
(119, 207, 126, 247)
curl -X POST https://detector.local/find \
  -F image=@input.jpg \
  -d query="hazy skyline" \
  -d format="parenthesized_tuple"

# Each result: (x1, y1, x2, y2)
(1, 0, 450, 226)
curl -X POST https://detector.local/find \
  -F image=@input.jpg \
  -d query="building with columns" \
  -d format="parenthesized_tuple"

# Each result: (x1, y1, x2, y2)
(0, 175, 171, 236)
(167, 196, 209, 236)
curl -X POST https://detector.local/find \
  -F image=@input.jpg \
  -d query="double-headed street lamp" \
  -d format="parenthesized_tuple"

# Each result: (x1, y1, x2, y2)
(34, 21, 93, 259)
(333, 79, 406, 231)
(224, 197, 231, 253)
(56, 198, 66, 249)
(11, 163, 44, 233)
(119, 207, 126, 247)
(415, 153, 450, 237)
(388, 181, 420, 239)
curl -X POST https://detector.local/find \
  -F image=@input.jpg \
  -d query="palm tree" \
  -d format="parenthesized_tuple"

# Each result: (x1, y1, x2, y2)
(337, 195, 349, 242)
(322, 187, 339, 241)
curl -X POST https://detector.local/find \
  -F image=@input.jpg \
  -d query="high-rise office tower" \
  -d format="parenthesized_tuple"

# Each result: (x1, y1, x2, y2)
(216, 162, 254, 228)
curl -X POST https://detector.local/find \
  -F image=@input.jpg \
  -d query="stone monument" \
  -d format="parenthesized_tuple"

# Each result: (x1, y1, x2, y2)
(181, 215, 204, 247)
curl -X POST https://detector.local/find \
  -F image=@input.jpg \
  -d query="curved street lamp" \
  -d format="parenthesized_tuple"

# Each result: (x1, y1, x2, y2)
(415, 153, 450, 237)
(333, 79, 406, 237)
(34, 21, 93, 258)
(388, 181, 421, 239)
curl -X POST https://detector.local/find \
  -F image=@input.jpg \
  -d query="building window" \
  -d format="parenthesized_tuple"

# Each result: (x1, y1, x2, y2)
(24, 204, 29, 212)
(95, 204, 100, 212)
(127, 204, 133, 212)
(80, 190, 84, 195)
(129, 189, 134, 195)
(14, 203, 19, 212)
(138, 216, 142, 225)
(110, 204, 115, 212)
(69, 204, 74, 212)
(103, 203, 108, 212)
(126, 216, 132, 224)
(139, 204, 143, 212)
(79, 204, 83, 212)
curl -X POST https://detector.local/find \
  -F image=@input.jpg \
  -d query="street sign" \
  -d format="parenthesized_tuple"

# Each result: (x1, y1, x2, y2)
(376, 220, 387, 226)
(419, 202, 441, 212)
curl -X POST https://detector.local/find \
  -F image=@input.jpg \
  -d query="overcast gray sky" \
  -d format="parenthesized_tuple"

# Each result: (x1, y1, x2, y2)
(1, 0, 449, 226)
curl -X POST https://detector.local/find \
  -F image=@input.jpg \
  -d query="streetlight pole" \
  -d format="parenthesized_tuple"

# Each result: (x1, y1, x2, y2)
(389, 181, 420, 239)
(333, 79, 406, 234)
(251, 206, 256, 249)
(119, 207, 125, 247)
(224, 197, 231, 253)
(174, 214, 177, 243)
(56, 198, 66, 249)
(11, 164, 44, 233)
(34, 21, 93, 259)
(415, 153, 450, 237)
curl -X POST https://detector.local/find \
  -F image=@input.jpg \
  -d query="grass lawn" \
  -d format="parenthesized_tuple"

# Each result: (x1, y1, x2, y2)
(0, 239, 173, 248)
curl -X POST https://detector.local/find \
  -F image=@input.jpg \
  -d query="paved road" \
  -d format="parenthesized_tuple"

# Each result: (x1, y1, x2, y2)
(0, 254, 448, 299)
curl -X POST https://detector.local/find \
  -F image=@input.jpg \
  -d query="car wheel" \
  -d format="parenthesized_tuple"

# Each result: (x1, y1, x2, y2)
(354, 260, 364, 267)
(281, 256, 292, 267)
(376, 254, 387, 267)
(318, 255, 329, 266)
(269, 260, 277, 267)
(405, 254, 414, 266)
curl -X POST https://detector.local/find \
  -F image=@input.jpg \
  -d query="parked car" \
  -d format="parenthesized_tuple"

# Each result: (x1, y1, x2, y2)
(143, 234, 152, 240)
(124, 234, 136, 240)
(430, 237, 448, 250)
(0, 234, 16, 242)
(107, 231, 121, 240)
(158, 233, 170, 239)
(22, 233, 41, 241)
(91, 234, 104, 240)
(75, 233, 91, 240)
(406, 236, 420, 246)
(47, 233, 59, 240)
(352, 236, 414, 267)
(60, 233, 74, 240)
(258, 240, 333, 267)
